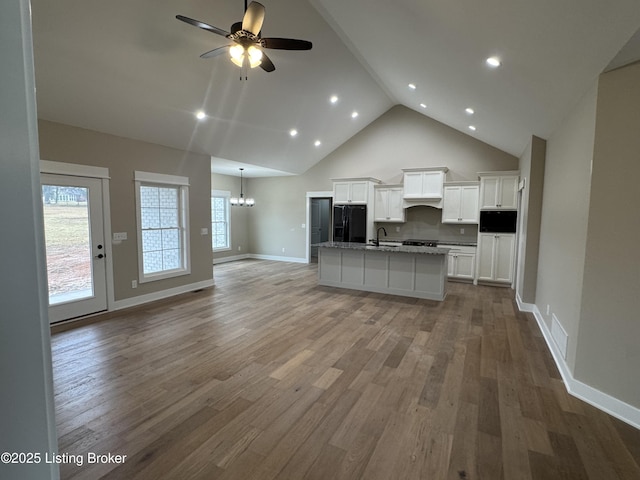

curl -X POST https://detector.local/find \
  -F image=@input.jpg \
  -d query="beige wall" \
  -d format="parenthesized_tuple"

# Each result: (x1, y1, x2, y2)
(575, 63, 640, 406)
(38, 120, 213, 301)
(517, 136, 546, 304)
(536, 83, 597, 371)
(211, 172, 250, 260)
(249, 105, 518, 259)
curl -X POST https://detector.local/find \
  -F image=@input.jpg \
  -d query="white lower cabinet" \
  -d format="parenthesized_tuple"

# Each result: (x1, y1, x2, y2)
(476, 233, 516, 283)
(439, 245, 476, 281)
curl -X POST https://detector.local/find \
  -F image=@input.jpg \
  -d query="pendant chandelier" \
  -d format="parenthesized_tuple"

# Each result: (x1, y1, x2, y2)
(230, 168, 255, 207)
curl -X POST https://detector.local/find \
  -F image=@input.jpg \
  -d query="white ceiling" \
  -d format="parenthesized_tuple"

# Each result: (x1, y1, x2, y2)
(31, 0, 640, 177)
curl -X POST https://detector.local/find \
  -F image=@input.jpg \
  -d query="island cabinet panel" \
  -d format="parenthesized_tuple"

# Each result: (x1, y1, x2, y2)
(388, 255, 415, 291)
(415, 255, 445, 292)
(364, 254, 388, 288)
(317, 244, 448, 301)
(318, 248, 342, 283)
(341, 251, 365, 284)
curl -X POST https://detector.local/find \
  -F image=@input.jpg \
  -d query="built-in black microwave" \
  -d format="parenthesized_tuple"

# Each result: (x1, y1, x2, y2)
(479, 210, 517, 233)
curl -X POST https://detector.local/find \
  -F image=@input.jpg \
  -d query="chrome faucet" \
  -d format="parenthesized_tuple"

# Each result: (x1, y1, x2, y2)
(375, 227, 387, 246)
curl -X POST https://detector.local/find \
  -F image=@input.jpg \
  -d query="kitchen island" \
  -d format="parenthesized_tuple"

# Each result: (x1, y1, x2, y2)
(316, 242, 450, 301)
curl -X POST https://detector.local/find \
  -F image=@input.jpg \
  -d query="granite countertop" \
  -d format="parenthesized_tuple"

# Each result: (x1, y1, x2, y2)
(315, 241, 450, 255)
(436, 241, 478, 247)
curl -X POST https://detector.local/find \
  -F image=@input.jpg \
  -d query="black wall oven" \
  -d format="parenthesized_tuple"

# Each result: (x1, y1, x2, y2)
(479, 210, 517, 233)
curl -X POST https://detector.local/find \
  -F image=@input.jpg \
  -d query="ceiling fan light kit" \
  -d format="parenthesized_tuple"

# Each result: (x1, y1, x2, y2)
(176, 0, 312, 79)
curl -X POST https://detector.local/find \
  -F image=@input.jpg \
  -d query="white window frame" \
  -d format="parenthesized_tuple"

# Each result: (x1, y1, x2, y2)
(134, 171, 191, 283)
(211, 189, 231, 252)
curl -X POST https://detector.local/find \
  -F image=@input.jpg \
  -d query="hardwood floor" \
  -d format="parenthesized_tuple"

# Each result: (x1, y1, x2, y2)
(51, 260, 640, 479)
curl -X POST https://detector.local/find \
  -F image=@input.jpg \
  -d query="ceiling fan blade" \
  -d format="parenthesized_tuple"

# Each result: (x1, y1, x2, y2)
(200, 45, 231, 59)
(242, 1, 265, 35)
(259, 52, 275, 72)
(176, 15, 230, 37)
(262, 38, 312, 50)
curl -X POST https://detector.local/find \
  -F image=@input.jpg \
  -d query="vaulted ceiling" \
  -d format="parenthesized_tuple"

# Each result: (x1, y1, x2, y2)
(31, 0, 640, 176)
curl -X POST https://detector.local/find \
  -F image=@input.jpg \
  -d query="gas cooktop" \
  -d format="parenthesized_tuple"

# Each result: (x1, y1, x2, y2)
(401, 239, 439, 247)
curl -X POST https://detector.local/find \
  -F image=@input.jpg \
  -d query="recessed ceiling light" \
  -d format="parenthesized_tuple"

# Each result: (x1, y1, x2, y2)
(408, 83, 417, 90)
(195, 110, 206, 120)
(351, 111, 359, 119)
(419, 103, 427, 109)
(330, 95, 339, 104)
(486, 56, 501, 67)
(289, 129, 298, 137)
(465, 107, 475, 115)
(468, 125, 477, 131)
(314, 140, 322, 147)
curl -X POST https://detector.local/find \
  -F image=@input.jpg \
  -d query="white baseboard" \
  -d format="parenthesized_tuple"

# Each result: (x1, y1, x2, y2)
(111, 278, 215, 311)
(526, 303, 640, 430)
(214, 254, 308, 265)
(516, 292, 536, 312)
(213, 253, 250, 265)
(249, 254, 307, 264)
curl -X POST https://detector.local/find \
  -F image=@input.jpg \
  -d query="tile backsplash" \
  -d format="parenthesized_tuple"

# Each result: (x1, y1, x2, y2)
(374, 205, 478, 244)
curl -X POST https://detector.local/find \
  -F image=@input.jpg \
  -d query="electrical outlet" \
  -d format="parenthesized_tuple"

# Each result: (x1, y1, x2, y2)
(238, 246, 242, 251)
(131, 280, 137, 289)
(301, 223, 306, 229)
(546, 304, 550, 315)
(460, 228, 465, 235)
(282, 247, 285, 253)
(396, 226, 400, 233)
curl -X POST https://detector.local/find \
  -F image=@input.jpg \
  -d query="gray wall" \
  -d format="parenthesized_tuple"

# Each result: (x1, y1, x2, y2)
(0, 1, 58, 477)
(211, 172, 250, 261)
(248, 105, 518, 259)
(38, 120, 213, 301)
(575, 63, 640, 406)
(536, 82, 597, 372)
(517, 136, 546, 304)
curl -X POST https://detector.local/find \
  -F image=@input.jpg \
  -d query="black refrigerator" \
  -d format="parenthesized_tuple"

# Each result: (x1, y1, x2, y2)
(333, 205, 367, 243)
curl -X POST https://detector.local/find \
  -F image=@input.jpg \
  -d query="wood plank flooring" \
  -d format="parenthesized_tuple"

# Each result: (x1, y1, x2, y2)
(51, 259, 640, 479)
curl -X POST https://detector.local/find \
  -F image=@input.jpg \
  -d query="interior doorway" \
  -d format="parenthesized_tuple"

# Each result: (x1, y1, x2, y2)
(309, 197, 332, 262)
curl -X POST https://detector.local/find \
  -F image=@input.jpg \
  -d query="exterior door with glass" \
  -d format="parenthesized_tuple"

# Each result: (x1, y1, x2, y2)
(41, 174, 107, 322)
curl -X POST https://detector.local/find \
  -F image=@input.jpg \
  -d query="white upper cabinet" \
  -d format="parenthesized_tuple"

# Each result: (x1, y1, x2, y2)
(402, 167, 448, 200)
(478, 172, 519, 210)
(374, 185, 405, 222)
(332, 178, 380, 204)
(442, 182, 479, 224)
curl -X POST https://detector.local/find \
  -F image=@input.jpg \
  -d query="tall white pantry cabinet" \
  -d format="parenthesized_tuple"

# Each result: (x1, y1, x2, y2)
(476, 233, 516, 283)
(476, 171, 519, 285)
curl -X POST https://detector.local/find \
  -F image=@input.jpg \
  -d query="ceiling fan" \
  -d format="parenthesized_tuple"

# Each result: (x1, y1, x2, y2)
(176, 1, 312, 74)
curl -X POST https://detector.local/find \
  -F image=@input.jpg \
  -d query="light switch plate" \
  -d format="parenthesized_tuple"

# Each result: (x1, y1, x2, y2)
(200, 228, 208, 235)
